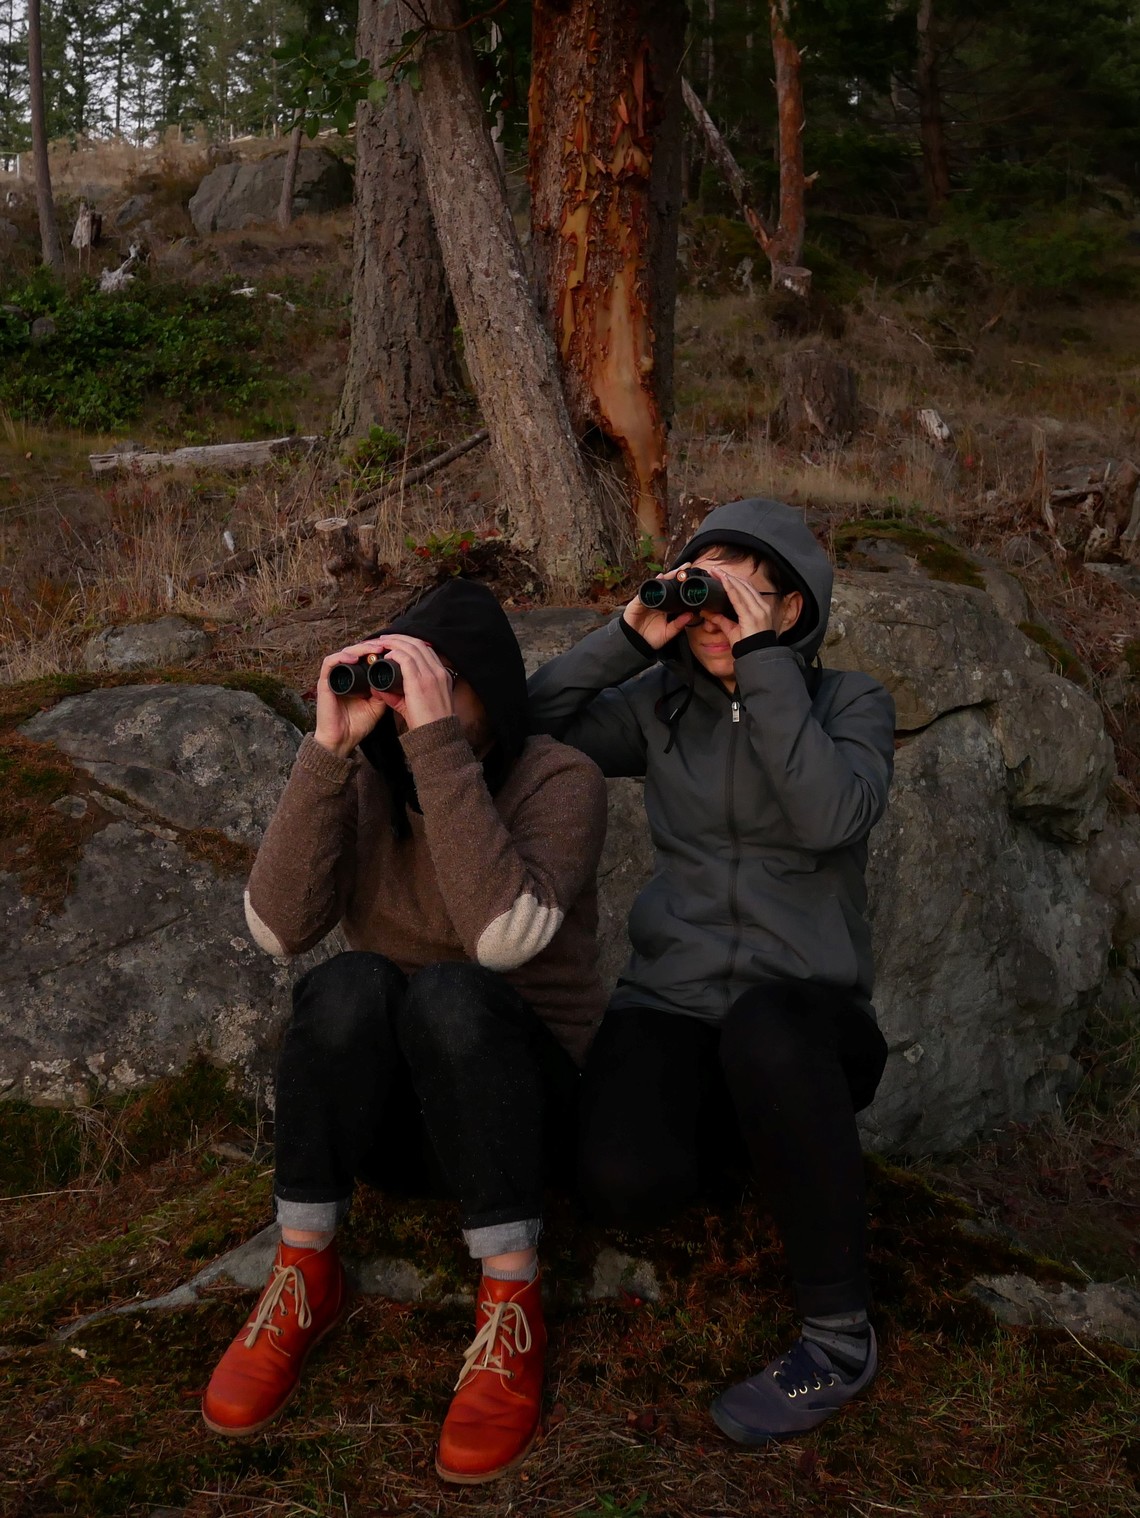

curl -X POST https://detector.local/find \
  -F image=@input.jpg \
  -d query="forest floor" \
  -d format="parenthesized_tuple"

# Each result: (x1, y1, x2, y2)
(1, 188, 1139, 1514)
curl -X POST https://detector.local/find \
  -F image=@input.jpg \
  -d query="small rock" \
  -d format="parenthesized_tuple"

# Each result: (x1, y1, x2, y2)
(0, 219, 17, 241)
(30, 316, 56, 344)
(970, 1273, 1140, 1348)
(588, 1246, 661, 1303)
(977, 561, 1030, 626)
(112, 194, 151, 229)
(1084, 561, 1140, 598)
(841, 537, 917, 575)
(1000, 534, 1049, 570)
(49, 795, 88, 819)
(83, 615, 212, 672)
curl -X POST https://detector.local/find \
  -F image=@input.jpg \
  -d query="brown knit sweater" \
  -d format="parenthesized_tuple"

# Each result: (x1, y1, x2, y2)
(244, 719, 609, 1064)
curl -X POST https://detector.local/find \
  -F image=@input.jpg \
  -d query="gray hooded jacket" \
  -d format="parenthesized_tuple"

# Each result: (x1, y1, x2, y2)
(527, 498, 896, 1023)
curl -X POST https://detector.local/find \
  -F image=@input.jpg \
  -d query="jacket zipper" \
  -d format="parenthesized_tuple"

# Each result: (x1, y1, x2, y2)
(725, 699, 742, 1010)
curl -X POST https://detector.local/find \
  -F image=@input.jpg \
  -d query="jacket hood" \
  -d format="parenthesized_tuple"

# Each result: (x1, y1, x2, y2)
(358, 578, 528, 826)
(672, 497, 833, 663)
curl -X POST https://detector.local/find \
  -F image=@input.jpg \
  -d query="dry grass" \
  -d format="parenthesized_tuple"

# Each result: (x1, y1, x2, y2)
(0, 1095, 1136, 1517)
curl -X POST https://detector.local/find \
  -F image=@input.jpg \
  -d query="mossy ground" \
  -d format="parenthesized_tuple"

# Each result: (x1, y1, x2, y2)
(0, 1072, 1136, 1518)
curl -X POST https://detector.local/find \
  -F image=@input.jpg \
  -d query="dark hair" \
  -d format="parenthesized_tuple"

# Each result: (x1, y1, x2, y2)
(697, 543, 797, 598)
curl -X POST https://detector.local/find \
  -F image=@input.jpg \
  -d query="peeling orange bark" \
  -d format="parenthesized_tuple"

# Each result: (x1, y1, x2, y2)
(530, 0, 685, 551)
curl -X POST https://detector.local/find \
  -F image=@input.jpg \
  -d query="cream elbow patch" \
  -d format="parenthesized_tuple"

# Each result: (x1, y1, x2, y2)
(475, 894, 564, 971)
(244, 888, 290, 958)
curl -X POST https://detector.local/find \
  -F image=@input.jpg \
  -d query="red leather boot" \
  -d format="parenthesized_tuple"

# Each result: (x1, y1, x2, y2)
(202, 1237, 347, 1437)
(435, 1272, 546, 1483)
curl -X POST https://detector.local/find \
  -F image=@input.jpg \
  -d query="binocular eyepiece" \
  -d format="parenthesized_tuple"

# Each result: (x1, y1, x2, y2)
(328, 654, 403, 698)
(637, 566, 737, 622)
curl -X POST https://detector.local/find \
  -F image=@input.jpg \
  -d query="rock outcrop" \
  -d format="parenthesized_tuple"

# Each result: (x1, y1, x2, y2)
(188, 147, 353, 235)
(2, 687, 313, 1105)
(1, 579, 1135, 1154)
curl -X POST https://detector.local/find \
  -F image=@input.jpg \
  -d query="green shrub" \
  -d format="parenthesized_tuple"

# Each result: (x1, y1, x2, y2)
(0, 272, 296, 432)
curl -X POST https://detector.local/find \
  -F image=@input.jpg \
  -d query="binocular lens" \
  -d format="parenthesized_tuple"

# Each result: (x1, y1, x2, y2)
(328, 664, 358, 695)
(639, 580, 668, 609)
(367, 659, 401, 693)
(679, 578, 710, 607)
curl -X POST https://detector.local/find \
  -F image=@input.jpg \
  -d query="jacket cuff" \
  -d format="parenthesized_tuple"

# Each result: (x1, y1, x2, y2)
(733, 630, 780, 659)
(296, 733, 358, 788)
(619, 615, 657, 661)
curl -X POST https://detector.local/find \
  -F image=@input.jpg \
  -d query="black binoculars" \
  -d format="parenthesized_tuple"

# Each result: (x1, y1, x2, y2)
(637, 566, 737, 621)
(328, 654, 403, 697)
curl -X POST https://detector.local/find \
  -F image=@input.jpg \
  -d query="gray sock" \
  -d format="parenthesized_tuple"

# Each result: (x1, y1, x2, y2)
(483, 1258, 539, 1283)
(802, 1310, 870, 1375)
(280, 1231, 335, 1252)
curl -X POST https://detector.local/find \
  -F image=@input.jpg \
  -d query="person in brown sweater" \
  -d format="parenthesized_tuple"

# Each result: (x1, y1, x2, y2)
(201, 580, 608, 1484)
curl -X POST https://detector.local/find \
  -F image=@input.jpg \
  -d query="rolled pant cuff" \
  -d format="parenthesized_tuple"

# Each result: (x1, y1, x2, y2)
(275, 1195, 349, 1234)
(463, 1217, 542, 1260)
(794, 1274, 869, 1319)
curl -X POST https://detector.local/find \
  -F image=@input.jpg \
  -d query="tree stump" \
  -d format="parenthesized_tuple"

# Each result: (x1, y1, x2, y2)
(778, 349, 859, 443)
(772, 264, 812, 298)
(315, 517, 381, 592)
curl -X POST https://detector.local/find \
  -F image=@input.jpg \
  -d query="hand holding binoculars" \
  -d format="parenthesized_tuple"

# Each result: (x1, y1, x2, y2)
(328, 653, 403, 697)
(637, 566, 737, 622)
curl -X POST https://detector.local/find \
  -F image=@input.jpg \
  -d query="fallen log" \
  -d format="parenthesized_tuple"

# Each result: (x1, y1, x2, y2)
(90, 436, 319, 478)
(188, 429, 490, 586)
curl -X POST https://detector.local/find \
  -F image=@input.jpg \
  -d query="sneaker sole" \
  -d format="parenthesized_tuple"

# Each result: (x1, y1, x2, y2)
(434, 1427, 539, 1485)
(201, 1295, 348, 1439)
(709, 1396, 800, 1446)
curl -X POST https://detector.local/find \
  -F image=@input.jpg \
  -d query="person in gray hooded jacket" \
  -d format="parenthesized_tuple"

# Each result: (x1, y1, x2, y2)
(527, 497, 896, 1444)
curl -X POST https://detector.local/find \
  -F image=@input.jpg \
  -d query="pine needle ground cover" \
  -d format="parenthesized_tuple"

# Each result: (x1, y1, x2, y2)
(0, 1073, 1135, 1518)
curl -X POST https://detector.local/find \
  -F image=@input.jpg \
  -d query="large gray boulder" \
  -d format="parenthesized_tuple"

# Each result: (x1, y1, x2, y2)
(188, 148, 353, 234)
(2, 687, 311, 1104)
(21, 685, 297, 843)
(3, 583, 1135, 1154)
(513, 584, 1132, 1154)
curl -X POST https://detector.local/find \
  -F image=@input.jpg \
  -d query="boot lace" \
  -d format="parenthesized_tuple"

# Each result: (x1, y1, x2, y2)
(243, 1263, 311, 1353)
(455, 1299, 533, 1390)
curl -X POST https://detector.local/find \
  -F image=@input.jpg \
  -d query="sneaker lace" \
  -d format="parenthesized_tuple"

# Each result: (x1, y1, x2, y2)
(772, 1340, 836, 1398)
(243, 1263, 311, 1352)
(455, 1299, 532, 1390)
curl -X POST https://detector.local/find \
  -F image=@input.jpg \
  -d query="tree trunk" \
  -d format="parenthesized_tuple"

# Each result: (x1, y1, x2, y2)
(413, 0, 604, 592)
(334, 0, 457, 442)
(529, 0, 685, 549)
(277, 114, 304, 229)
(767, 0, 809, 285)
(27, 0, 63, 275)
(916, 0, 951, 215)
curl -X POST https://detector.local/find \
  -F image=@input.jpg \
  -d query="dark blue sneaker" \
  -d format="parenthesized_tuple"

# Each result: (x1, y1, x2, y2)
(710, 1328, 878, 1445)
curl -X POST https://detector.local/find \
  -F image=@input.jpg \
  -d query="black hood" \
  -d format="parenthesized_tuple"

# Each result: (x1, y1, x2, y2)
(358, 579, 529, 833)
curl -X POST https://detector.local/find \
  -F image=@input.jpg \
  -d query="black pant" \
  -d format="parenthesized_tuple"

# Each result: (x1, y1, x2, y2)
(578, 982, 888, 1318)
(274, 952, 579, 1233)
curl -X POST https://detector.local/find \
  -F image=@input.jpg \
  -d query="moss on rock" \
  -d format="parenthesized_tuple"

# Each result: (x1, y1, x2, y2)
(1018, 619, 1090, 686)
(834, 517, 987, 590)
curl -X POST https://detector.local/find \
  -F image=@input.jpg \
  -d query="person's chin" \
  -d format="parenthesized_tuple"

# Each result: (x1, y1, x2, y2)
(693, 650, 734, 678)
